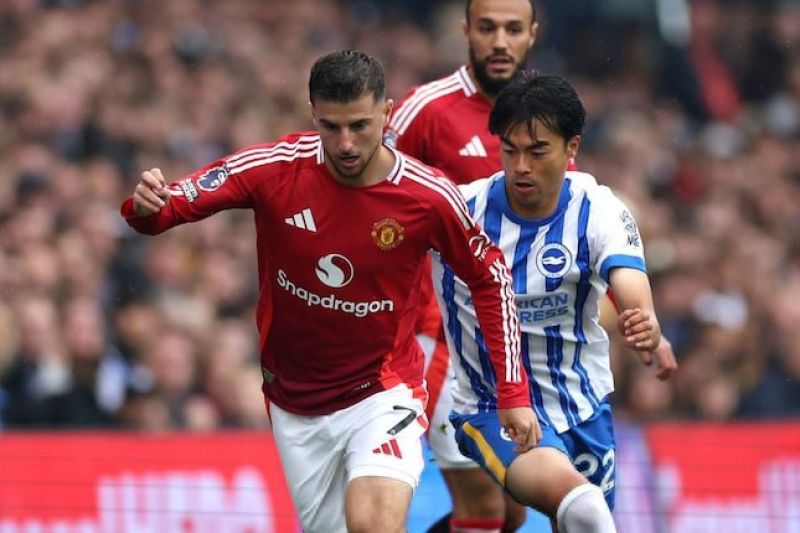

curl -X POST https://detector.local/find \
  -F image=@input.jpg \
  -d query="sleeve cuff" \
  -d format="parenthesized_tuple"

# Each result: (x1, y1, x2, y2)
(496, 384, 532, 410)
(120, 198, 162, 235)
(599, 254, 646, 283)
(120, 198, 137, 219)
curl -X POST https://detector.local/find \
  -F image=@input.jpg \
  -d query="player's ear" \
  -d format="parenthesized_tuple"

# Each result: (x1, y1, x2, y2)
(462, 17, 469, 40)
(567, 135, 581, 159)
(529, 21, 539, 48)
(380, 99, 394, 129)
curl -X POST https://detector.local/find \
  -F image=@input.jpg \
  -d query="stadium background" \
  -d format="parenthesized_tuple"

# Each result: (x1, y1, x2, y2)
(0, 0, 798, 530)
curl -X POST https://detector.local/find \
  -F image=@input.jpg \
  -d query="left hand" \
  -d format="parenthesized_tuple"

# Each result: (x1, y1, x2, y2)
(617, 307, 660, 352)
(618, 308, 677, 380)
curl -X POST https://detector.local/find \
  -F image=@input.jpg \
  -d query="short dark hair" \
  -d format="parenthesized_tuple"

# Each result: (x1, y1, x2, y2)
(466, 0, 536, 25)
(308, 49, 386, 104)
(489, 71, 585, 142)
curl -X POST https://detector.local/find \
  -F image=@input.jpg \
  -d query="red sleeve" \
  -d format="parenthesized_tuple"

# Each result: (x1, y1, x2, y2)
(606, 288, 620, 313)
(120, 145, 269, 235)
(426, 177, 530, 409)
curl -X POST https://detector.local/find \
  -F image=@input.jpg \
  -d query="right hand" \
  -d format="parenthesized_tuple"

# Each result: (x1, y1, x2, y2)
(132, 168, 171, 216)
(498, 407, 542, 454)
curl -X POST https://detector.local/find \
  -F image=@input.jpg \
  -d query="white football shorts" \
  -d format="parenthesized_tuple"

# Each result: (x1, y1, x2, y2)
(418, 333, 478, 470)
(269, 384, 428, 533)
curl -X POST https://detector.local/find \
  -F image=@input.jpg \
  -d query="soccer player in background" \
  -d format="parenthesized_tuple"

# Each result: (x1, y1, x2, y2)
(385, 1, 538, 529)
(436, 71, 674, 533)
(386, 2, 677, 531)
(121, 49, 539, 533)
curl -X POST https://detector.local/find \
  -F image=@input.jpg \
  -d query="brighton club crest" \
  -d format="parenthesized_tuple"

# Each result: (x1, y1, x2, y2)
(536, 243, 573, 279)
(371, 218, 405, 251)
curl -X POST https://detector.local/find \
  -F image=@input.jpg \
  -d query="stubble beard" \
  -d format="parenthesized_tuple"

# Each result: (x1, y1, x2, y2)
(468, 45, 524, 97)
(326, 140, 382, 184)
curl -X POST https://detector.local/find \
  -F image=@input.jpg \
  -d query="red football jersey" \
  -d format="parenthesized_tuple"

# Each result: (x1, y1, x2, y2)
(386, 66, 500, 185)
(387, 66, 578, 339)
(121, 132, 528, 415)
(387, 65, 579, 182)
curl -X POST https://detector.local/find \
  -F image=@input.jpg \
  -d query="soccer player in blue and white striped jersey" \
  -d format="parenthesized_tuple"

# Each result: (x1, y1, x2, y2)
(433, 72, 676, 532)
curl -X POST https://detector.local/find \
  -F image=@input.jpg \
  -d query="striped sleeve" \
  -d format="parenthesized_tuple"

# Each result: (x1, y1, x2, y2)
(405, 159, 529, 409)
(590, 186, 647, 282)
(121, 134, 320, 234)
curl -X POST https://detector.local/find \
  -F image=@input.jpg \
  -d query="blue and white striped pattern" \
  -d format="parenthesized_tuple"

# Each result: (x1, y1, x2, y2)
(433, 171, 647, 433)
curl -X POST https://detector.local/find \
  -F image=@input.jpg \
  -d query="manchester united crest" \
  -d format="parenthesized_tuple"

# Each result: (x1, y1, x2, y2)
(371, 218, 405, 251)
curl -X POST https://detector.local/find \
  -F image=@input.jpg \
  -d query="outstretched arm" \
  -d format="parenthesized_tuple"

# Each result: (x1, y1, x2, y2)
(121, 151, 257, 235)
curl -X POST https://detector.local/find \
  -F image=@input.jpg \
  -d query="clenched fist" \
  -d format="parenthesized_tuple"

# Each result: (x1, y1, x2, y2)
(132, 168, 171, 217)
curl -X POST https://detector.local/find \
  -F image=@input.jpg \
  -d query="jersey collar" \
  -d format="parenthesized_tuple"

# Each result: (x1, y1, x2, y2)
(488, 175, 573, 227)
(384, 144, 404, 184)
(315, 137, 403, 187)
(457, 65, 478, 96)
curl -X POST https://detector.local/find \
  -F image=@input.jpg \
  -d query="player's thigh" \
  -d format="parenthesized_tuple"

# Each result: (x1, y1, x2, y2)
(346, 476, 413, 533)
(562, 403, 617, 509)
(506, 446, 589, 517)
(268, 402, 348, 532)
(450, 411, 580, 514)
(343, 385, 427, 529)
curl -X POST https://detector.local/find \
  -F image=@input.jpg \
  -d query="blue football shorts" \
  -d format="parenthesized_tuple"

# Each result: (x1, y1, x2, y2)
(559, 402, 616, 509)
(450, 401, 616, 509)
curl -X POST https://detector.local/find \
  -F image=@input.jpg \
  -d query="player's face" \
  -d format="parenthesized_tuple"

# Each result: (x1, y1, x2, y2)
(464, 0, 537, 96)
(312, 93, 393, 183)
(500, 120, 579, 219)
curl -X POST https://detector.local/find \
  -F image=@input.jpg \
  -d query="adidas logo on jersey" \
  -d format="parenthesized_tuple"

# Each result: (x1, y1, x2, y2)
(458, 136, 487, 157)
(372, 438, 403, 459)
(284, 208, 317, 232)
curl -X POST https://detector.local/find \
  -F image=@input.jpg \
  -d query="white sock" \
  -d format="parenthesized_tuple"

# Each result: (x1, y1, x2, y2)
(556, 484, 616, 533)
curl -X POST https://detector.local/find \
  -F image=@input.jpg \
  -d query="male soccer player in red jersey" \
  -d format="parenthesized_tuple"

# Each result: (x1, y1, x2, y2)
(121, 49, 540, 533)
(387, 2, 677, 532)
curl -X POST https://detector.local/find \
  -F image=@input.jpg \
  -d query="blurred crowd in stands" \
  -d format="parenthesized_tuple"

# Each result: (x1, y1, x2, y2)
(0, 0, 798, 431)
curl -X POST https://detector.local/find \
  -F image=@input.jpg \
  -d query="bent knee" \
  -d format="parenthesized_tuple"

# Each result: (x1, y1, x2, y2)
(347, 516, 403, 533)
(506, 447, 587, 515)
(347, 503, 408, 533)
(346, 477, 412, 533)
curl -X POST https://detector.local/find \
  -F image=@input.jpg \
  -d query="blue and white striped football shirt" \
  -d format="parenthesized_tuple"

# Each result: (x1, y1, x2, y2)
(433, 171, 647, 433)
